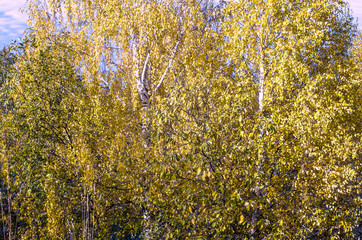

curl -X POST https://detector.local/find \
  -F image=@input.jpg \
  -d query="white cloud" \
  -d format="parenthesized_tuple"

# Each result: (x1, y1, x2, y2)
(0, 0, 27, 11)
(348, 0, 362, 10)
(5, 9, 27, 21)
(347, 0, 362, 28)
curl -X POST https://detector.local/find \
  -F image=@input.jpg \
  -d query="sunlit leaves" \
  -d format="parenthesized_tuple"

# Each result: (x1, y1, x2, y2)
(0, 0, 361, 239)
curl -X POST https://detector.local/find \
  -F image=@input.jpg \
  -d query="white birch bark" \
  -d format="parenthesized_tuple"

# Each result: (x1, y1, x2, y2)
(131, 27, 151, 239)
(251, 21, 265, 240)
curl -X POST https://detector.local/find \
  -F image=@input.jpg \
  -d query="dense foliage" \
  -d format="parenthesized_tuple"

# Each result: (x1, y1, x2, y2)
(0, 0, 361, 239)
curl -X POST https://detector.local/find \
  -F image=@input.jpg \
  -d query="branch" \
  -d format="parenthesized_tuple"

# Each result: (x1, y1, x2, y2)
(116, 95, 126, 106)
(152, 41, 180, 97)
(141, 52, 150, 85)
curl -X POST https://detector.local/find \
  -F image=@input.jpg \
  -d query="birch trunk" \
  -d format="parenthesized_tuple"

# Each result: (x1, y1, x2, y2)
(131, 28, 151, 239)
(251, 22, 265, 240)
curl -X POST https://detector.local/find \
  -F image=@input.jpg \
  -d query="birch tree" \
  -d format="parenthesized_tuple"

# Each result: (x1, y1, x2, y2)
(223, 0, 361, 238)
(24, 0, 225, 238)
(1, 0, 359, 238)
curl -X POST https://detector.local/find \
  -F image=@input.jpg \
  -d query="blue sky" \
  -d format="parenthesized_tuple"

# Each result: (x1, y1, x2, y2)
(0, 0, 362, 49)
(0, 0, 27, 48)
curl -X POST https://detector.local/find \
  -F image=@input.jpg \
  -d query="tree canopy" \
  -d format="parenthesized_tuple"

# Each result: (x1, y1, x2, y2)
(0, 0, 361, 239)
